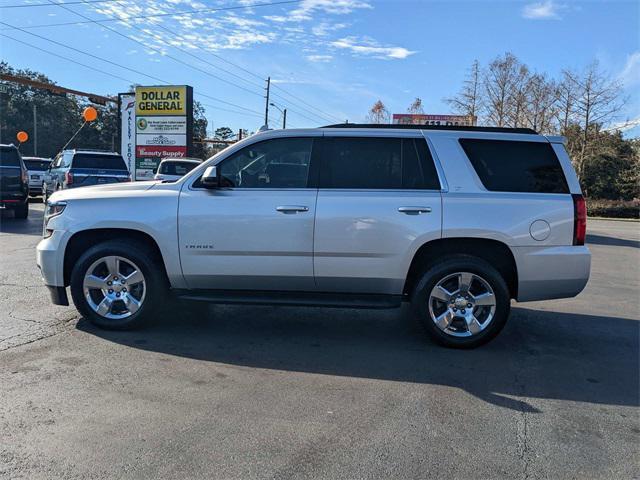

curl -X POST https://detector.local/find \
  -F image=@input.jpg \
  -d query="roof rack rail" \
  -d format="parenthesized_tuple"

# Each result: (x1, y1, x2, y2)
(321, 123, 538, 135)
(63, 148, 118, 153)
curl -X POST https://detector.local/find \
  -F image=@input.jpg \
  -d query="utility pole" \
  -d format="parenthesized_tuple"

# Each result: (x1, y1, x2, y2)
(33, 104, 38, 156)
(283, 109, 287, 129)
(264, 76, 271, 128)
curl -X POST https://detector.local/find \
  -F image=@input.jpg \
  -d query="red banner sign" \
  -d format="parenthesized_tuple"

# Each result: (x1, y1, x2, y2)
(135, 146, 187, 158)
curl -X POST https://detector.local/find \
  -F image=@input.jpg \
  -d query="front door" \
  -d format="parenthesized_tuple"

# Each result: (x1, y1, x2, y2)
(178, 135, 320, 291)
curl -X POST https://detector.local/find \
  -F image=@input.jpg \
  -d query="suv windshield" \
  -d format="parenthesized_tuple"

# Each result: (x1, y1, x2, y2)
(23, 159, 51, 171)
(159, 161, 199, 176)
(72, 153, 127, 170)
(0, 148, 21, 167)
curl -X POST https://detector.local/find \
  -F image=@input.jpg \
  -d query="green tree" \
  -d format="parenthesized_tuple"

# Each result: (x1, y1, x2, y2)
(214, 126, 234, 141)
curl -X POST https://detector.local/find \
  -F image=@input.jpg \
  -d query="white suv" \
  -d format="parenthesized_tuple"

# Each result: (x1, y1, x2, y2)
(37, 125, 590, 348)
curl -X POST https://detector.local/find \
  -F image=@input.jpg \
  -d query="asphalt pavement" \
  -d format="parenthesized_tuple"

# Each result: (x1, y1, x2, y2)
(1, 202, 638, 479)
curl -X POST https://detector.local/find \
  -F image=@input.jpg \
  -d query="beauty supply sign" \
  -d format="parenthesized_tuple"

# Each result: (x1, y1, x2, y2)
(134, 85, 193, 180)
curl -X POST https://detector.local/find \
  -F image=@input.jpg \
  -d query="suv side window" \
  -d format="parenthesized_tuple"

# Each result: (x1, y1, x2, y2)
(319, 137, 440, 190)
(218, 137, 314, 188)
(459, 138, 569, 193)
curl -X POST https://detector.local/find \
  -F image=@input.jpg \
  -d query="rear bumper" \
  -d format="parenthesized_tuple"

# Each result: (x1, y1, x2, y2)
(512, 245, 591, 302)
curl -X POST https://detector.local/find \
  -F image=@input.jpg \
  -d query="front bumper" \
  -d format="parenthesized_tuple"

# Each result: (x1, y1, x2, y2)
(36, 230, 68, 288)
(513, 245, 591, 302)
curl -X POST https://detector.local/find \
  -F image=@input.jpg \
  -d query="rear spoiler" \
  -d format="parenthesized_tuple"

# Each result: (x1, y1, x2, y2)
(545, 135, 567, 145)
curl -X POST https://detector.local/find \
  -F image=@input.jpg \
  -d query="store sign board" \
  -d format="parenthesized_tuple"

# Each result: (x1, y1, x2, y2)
(134, 85, 193, 180)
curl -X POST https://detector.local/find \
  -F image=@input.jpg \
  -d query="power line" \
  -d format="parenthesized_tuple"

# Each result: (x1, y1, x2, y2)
(4, 0, 343, 124)
(49, 0, 339, 124)
(0, 20, 262, 115)
(0, 33, 262, 119)
(1, 0, 119, 8)
(45, 0, 266, 99)
(1, 0, 302, 29)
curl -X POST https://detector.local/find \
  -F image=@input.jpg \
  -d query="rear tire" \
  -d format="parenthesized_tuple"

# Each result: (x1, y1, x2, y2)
(14, 202, 28, 219)
(410, 255, 510, 349)
(70, 240, 167, 330)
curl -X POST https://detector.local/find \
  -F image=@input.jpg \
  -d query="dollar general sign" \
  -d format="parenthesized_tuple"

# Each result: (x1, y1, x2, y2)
(136, 86, 187, 116)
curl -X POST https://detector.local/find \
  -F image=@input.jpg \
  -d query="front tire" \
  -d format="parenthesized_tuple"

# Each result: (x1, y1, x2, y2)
(411, 255, 511, 348)
(70, 240, 167, 330)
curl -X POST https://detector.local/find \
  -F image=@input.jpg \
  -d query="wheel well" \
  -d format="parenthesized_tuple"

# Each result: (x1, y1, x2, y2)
(403, 238, 518, 299)
(63, 228, 169, 287)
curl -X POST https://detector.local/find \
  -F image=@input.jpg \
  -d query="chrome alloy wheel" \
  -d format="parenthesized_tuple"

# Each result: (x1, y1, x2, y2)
(82, 255, 146, 320)
(427, 272, 497, 337)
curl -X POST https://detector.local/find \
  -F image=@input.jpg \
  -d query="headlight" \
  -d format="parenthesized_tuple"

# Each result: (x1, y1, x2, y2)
(43, 201, 67, 237)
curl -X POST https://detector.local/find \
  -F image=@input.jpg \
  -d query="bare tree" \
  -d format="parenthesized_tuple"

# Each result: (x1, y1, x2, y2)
(507, 63, 531, 128)
(556, 70, 578, 133)
(565, 61, 626, 177)
(367, 100, 390, 124)
(445, 60, 481, 120)
(483, 53, 524, 127)
(524, 73, 559, 134)
(407, 97, 425, 114)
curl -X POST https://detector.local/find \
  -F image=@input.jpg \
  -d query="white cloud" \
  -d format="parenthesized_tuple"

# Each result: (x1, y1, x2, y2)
(522, 1, 564, 20)
(618, 51, 640, 87)
(312, 22, 348, 36)
(266, 0, 371, 22)
(306, 54, 333, 62)
(330, 37, 415, 60)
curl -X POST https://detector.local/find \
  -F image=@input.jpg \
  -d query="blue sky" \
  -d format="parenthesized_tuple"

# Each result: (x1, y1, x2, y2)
(1, 0, 639, 135)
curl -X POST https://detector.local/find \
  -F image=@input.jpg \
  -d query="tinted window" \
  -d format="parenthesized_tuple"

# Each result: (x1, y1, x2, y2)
(319, 137, 440, 190)
(24, 159, 51, 171)
(218, 137, 313, 188)
(459, 139, 569, 193)
(72, 154, 127, 170)
(0, 148, 21, 167)
(159, 161, 199, 176)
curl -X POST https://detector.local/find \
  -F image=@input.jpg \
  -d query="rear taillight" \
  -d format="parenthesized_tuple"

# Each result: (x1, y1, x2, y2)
(65, 171, 73, 185)
(572, 194, 586, 246)
(21, 169, 28, 184)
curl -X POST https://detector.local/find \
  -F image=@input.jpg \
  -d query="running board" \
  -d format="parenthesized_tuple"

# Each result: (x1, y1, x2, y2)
(173, 289, 403, 309)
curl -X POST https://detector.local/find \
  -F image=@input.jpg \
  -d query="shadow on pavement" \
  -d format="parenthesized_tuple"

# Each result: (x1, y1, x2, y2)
(77, 304, 640, 413)
(587, 233, 639, 249)
(0, 205, 43, 236)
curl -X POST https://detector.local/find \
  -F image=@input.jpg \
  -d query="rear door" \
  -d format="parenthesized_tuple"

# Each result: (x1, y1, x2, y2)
(313, 133, 443, 294)
(70, 153, 129, 187)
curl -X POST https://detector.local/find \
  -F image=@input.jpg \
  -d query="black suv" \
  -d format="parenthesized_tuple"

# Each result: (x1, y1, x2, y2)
(0, 144, 29, 219)
(43, 149, 130, 203)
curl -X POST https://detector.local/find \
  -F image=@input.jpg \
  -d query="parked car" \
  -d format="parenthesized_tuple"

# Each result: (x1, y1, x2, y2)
(37, 125, 590, 348)
(22, 156, 52, 197)
(0, 144, 29, 218)
(42, 149, 130, 203)
(154, 158, 201, 182)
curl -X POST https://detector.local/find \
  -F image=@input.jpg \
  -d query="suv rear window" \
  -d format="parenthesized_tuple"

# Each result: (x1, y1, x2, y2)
(72, 153, 127, 170)
(23, 159, 51, 171)
(0, 148, 21, 167)
(319, 137, 440, 190)
(459, 139, 569, 193)
(159, 161, 199, 176)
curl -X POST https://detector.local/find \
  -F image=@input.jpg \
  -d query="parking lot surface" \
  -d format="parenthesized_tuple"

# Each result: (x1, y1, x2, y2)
(1, 203, 638, 479)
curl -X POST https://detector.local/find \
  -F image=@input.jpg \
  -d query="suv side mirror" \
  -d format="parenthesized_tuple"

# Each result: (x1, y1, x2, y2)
(201, 165, 219, 188)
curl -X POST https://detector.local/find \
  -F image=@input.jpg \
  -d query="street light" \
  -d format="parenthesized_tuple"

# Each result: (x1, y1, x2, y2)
(269, 103, 287, 129)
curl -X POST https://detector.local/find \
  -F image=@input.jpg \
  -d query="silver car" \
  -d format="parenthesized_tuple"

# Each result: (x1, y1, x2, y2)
(37, 124, 590, 348)
(153, 158, 202, 182)
(22, 156, 51, 197)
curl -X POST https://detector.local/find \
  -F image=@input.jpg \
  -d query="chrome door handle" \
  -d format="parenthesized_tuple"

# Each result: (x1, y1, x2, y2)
(398, 206, 432, 214)
(276, 205, 309, 213)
